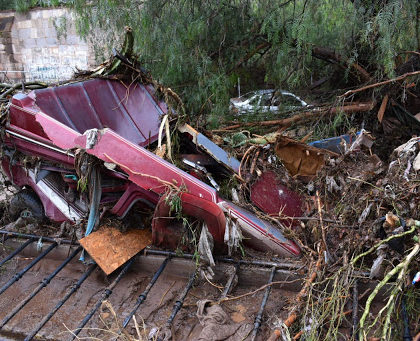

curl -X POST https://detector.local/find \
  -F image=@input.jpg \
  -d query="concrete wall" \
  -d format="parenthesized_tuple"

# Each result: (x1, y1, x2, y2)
(0, 7, 95, 83)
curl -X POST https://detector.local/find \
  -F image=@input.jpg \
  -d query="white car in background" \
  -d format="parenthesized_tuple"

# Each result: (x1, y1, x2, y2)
(229, 89, 308, 114)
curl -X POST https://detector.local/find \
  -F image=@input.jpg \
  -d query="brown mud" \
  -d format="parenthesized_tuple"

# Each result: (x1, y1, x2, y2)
(0, 240, 303, 341)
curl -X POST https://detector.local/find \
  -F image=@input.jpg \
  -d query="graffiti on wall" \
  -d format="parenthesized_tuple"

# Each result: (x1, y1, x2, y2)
(27, 65, 74, 82)
(25, 53, 88, 82)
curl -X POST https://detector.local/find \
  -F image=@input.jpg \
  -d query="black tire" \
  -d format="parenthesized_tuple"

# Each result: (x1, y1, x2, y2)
(9, 189, 45, 221)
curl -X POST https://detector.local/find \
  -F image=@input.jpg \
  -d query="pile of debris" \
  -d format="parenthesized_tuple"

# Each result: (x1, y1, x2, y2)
(0, 31, 419, 341)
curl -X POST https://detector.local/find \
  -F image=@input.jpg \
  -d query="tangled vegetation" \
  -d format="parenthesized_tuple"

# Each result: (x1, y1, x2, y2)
(65, 0, 420, 126)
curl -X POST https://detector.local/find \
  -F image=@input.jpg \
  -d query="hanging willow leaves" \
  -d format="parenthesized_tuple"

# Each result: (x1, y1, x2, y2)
(66, 0, 420, 126)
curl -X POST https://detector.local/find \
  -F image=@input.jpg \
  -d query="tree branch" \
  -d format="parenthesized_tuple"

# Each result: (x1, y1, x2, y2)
(312, 46, 371, 83)
(340, 71, 420, 98)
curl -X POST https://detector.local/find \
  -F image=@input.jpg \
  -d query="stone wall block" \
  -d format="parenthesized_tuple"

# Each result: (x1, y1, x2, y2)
(30, 29, 38, 39)
(24, 38, 36, 48)
(36, 38, 47, 48)
(46, 37, 57, 45)
(1, 7, 92, 82)
(19, 28, 31, 40)
(45, 27, 57, 37)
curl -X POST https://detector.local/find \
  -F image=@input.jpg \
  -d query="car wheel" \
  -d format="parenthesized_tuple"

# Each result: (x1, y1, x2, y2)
(9, 189, 45, 221)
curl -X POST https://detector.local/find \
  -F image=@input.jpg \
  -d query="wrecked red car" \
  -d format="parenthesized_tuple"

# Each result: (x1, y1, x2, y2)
(1, 78, 300, 258)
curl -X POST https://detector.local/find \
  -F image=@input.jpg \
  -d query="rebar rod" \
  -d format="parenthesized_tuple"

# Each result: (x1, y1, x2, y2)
(0, 233, 302, 269)
(0, 242, 57, 297)
(166, 270, 196, 326)
(144, 249, 301, 270)
(24, 263, 97, 341)
(0, 238, 35, 267)
(220, 262, 240, 300)
(251, 266, 276, 341)
(0, 246, 82, 329)
(123, 256, 170, 328)
(69, 258, 134, 341)
(0, 230, 76, 245)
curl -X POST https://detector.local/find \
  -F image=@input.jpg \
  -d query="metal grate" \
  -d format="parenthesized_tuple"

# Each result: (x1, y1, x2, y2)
(0, 230, 296, 340)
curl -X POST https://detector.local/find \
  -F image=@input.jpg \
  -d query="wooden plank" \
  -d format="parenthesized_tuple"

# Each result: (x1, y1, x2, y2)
(80, 227, 152, 275)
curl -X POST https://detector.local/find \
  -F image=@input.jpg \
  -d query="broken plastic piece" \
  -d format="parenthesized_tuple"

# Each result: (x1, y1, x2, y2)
(347, 129, 374, 153)
(412, 272, 420, 286)
(309, 132, 360, 154)
(369, 244, 387, 279)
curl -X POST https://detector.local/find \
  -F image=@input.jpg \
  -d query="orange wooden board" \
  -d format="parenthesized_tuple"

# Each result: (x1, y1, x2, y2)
(80, 227, 152, 275)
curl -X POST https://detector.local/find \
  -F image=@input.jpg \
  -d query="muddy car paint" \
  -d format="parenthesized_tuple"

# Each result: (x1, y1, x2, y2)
(1, 78, 300, 257)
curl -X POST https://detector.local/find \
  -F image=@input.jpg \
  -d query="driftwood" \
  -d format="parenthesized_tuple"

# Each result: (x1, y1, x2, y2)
(340, 70, 420, 98)
(0, 82, 47, 100)
(212, 101, 375, 132)
(377, 94, 389, 123)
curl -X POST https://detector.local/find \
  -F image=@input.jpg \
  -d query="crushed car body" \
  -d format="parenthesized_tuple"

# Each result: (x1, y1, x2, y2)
(229, 89, 308, 114)
(1, 77, 301, 259)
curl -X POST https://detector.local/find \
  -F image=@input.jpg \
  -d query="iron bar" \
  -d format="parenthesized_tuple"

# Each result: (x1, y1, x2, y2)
(0, 237, 35, 267)
(145, 249, 370, 278)
(251, 266, 276, 341)
(0, 246, 82, 329)
(0, 234, 306, 271)
(220, 262, 240, 300)
(166, 270, 196, 326)
(123, 256, 170, 328)
(1, 233, 9, 243)
(144, 249, 301, 270)
(0, 230, 76, 245)
(25, 263, 97, 341)
(69, 258, 135, 341)
(0, 242, 57, 297)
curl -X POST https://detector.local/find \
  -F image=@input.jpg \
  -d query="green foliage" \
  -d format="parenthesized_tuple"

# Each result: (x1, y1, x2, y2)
(6, 0, 65, 13)
(52, 14, 68, 40)
(14, 0, 36, 12)
(165, 191, 201, 265)
(310, 110, 355, 142)
(165, 192, 182, 217)
(0, 0, 14, 10)
(77, 177, 88, 192)
(67, 0, 420, 127)
(13, 0, 62, 12)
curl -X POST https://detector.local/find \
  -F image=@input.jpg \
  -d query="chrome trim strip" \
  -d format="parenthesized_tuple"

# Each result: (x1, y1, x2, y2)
(28, 170, 82, 221)
(6, 129, 75, 157)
